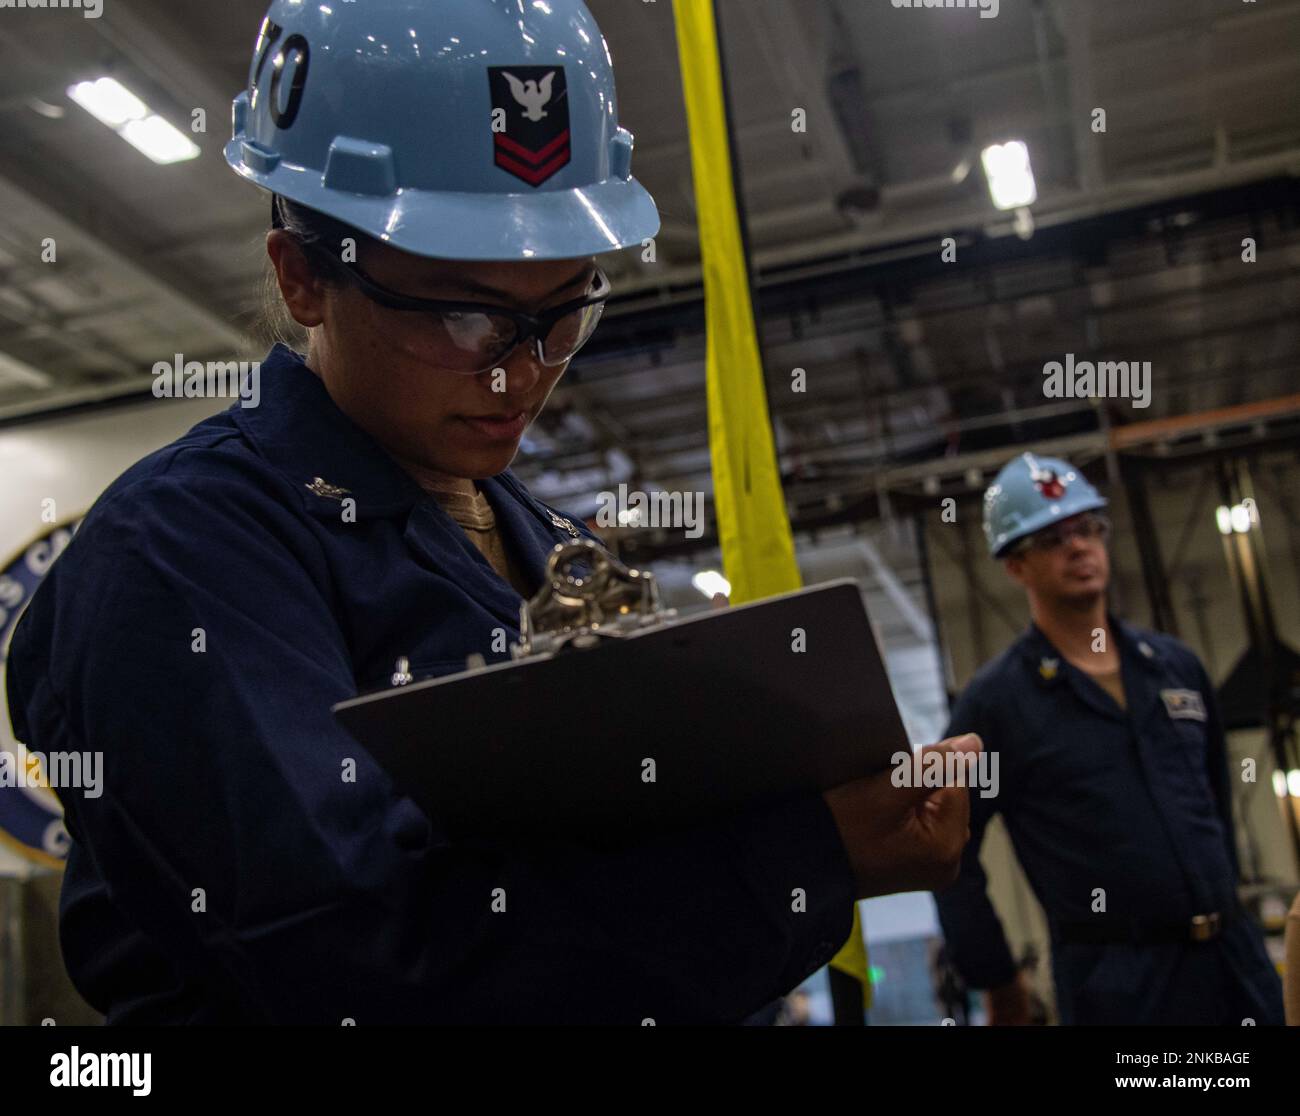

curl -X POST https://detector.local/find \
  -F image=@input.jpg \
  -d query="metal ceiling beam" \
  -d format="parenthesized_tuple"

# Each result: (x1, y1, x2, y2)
(856, 536, 933, 644)
(0, 0, 252, 383)
(744, 0, 861, 190)
(841, 0, 1300, 112)
(0, 167, 248, 356)
(89, 0, 239, 134)
(1058, 0, 1103, 193)
(604, 146, 1300, 301)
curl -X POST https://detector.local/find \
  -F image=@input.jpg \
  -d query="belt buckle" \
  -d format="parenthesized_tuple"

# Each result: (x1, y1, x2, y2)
(1190, 912, 1221, 942)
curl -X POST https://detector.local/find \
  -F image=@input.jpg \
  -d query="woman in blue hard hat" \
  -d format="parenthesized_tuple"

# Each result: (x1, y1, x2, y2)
(5, 0, 975, 1023)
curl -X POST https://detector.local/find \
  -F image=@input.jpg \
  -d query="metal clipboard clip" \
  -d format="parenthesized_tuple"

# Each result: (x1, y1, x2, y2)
(513, 540, 675, 659)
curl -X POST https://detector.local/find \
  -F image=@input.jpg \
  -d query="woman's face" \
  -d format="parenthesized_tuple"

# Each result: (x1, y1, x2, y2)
(270, 230, 598, 480)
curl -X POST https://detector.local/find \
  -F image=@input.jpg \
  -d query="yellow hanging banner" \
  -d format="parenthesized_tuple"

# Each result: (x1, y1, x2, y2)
(670, 0, 871, 1013)
(670, 0, 798, 605)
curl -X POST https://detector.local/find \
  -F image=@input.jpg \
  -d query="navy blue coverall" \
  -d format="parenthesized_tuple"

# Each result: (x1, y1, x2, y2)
(934, 620, 1284, 1024)
(5, 343, 855, 1024)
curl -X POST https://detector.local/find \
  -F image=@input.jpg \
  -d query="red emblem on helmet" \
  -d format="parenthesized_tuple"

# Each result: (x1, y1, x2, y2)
(1028, 458, 1067, 500)
(1036, 472, 1065, 499)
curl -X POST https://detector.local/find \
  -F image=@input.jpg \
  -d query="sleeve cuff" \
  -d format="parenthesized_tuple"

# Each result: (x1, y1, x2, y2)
(731, 793, 859, 994)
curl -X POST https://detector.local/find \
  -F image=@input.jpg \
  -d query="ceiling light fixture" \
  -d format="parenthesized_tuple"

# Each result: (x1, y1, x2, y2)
(980, 140, 1037, 210)
(67, 77, 199, 165)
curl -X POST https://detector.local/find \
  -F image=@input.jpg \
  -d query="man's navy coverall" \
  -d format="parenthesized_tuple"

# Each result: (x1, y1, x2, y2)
(934, 620, 1283, 1024)
(5, 344, 856, 1024)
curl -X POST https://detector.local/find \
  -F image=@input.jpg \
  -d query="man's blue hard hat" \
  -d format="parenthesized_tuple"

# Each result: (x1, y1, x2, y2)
(225, 0, 661, 260)
(983, 452, 1108, 558)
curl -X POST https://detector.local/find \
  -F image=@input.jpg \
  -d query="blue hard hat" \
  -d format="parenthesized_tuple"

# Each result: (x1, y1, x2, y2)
(982, 452, 1108, 558)
(225, 0, 660, 260)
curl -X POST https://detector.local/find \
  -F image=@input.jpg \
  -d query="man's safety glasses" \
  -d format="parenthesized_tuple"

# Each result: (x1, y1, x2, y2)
(1013, 512, 1111, 555)
(311, 246, 610, 376)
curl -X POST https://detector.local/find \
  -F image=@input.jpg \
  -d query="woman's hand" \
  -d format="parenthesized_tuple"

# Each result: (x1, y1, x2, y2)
(821, 733, 982, 899)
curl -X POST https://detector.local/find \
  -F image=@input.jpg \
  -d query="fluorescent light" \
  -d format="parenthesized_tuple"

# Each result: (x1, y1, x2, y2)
(68, 77, 147, 127)
(1289, 769, 1300, 798)
(67, 76, 199, 165)
(692, 570, 731, 599)
(1216, 503, 1257, 535)
(1274, 770, 1290, 798)
(120, 114, 200, 164)
(981, 140, 1037, 210)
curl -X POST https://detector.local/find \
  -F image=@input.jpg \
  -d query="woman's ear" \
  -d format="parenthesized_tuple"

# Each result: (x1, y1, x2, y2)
(267, 230, 328, 329)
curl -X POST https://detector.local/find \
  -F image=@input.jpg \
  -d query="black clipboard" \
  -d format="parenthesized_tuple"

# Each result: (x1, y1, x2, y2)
(333, 578, 908, 843)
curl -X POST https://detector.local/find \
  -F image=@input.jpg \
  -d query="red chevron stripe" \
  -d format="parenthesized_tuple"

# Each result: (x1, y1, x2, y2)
(495, 145, 571, 185)
(493, 128, 571, 165)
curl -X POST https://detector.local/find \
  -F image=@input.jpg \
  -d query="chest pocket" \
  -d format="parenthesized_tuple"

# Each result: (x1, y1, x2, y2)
(1158, 685, 1209, 748)
(1166, 712, 1211, 784)
(1147, 688, 1219, 816)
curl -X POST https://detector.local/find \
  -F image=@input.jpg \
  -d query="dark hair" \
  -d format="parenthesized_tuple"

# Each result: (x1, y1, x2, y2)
(253, 195, 377, 348)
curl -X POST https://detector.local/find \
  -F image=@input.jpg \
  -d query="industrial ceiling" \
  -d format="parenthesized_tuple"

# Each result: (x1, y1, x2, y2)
(0, 0, 1298, 531)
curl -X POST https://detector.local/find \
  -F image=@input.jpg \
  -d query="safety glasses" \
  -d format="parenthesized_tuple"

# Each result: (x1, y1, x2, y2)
(1014, 512, 1111, 555)
(310, 245, 610, 376)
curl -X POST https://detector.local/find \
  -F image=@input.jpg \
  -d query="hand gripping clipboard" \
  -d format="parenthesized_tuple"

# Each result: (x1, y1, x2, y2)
(333, 541, 909, 844)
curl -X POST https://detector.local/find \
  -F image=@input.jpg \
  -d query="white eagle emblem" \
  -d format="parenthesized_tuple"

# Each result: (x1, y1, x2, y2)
(502, 70, 556, 122)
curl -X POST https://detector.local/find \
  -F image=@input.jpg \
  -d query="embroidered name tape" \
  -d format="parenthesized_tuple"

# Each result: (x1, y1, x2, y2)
(1161, 688, 1207, 722)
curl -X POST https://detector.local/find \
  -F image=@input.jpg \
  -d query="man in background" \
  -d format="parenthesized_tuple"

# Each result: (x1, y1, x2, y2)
(934, 452, 1283, 1025)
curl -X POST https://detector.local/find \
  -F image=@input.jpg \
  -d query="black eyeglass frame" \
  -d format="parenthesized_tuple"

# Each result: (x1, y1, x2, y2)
(303, 242, 611, 373)
(1010, 511, 1112, 556)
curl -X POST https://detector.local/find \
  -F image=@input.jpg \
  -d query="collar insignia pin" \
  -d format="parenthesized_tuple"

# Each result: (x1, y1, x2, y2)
(306, 477, 351, 501)
(549, 511, 579, 538)
(1138, 640, 1155, 659)
(1039, 656, 1060, 681)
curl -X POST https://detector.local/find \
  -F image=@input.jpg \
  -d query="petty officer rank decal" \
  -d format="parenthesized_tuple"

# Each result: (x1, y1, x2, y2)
(1161, 688, 1208, 722)
(489, 65, 572, 186)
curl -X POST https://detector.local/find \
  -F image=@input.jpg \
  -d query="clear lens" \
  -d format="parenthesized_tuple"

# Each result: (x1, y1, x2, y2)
(441, 310, 514, 354)
(541, 301, 604, 366)
(392, 309, 518, 373)
(1027, 513, 1109, 552)
(385, 293, 606, 374)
